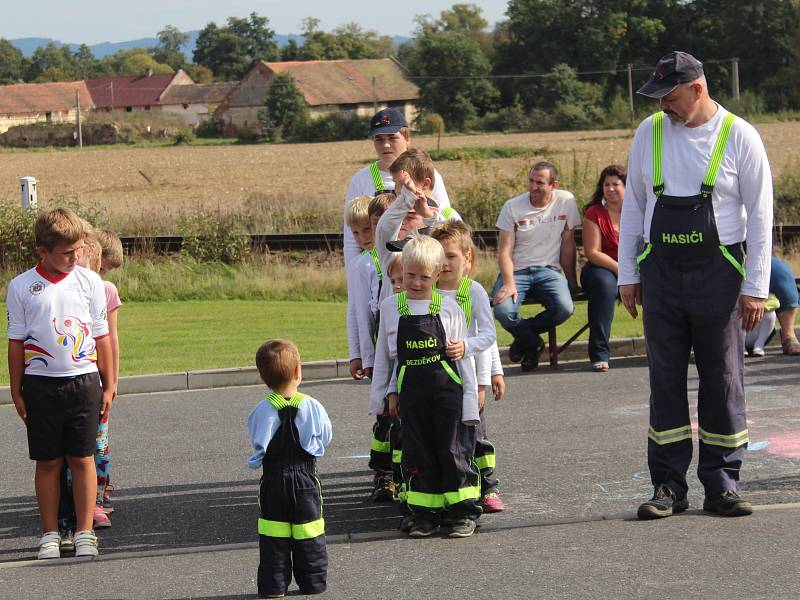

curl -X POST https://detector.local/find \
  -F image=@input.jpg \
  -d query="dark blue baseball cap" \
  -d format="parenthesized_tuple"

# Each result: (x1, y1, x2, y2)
(637, 51, 705, 98)
(369, 108, 407, 137)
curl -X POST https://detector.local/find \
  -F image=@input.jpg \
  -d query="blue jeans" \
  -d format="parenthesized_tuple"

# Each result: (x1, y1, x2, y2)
(491, 266, 573, 351)
(580, 263, 618, 363)
(770, 256, 799, 314)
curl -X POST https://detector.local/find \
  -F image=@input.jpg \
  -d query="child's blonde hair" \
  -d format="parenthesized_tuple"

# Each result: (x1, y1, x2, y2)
(387, 253, 402, 277)
(345, 195, 372, 228)
(96, 229, 124, 270)
(80, 218, 103, 273)
(431, 219, 477, 277)
(389, 148, 434, 184)
(34, 207, 84, 251)
(368, 193, 395, 221)
(401, 235, 444, 275)
(256, 339, 301, 390)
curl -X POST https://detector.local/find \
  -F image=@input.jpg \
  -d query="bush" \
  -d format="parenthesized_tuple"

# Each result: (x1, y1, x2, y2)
(177, 212, 252, 264)
(290, 112, 370, 142)
(195, 119, 221, 138)
(775, 161, 800, 224)
(173, 129, 195, 145)
(0, 203, 38, 271)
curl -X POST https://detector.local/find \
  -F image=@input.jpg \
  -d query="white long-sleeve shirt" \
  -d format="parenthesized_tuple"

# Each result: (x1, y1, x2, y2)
(344, 165, 452, 268)
(438, 280, 500, 386)
(374, 187, 461, 305)
(619, 104, 773, 297)
(370, 294, 479, 425)
(348, 250, 382, 368)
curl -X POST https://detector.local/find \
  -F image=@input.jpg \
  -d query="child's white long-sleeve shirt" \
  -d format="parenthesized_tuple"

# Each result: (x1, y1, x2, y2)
(350, 250, 382, 368)
(370, 293, 479, 425)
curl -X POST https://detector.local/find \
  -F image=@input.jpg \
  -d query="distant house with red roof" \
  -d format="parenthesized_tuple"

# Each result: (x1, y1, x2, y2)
(214, 58, 419, 135)
(0, 81, 94, 133)
(86, 70, 193, 113)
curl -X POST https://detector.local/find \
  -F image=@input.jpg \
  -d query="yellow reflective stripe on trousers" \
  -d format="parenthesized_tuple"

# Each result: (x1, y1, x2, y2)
(443, 486, 481, 505)
(258, 518, 292, 538)
(440, 361, 462, 385)
(392, 449, 402, 464)
(648, 424, 692, 445)
(475, 454, 496, 470)
(698, 427, 749, 448)
(292, 518, 325, 540)
(371, 437, 390, 454)
(407, 490, 445, 509)
(719, 245, 746, 278)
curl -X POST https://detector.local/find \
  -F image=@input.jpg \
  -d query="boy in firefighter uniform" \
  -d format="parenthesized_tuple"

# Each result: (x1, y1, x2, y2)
(248, 339, 332, 597)
(370, 235, 481, 538)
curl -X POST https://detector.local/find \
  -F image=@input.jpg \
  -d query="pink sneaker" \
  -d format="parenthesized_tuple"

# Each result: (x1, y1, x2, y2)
(481, 492, 506, 513)
(93, 504, 111, 528)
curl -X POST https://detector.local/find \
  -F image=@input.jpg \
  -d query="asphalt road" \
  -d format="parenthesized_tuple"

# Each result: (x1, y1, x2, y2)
(1, 352, 799, 599)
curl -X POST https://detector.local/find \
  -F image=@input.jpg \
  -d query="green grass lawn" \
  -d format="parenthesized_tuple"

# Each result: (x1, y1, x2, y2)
(0, 299, 644, 385)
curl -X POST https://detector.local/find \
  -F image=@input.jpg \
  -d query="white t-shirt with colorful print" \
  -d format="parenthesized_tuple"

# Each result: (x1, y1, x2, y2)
(7, 263, 109, 377)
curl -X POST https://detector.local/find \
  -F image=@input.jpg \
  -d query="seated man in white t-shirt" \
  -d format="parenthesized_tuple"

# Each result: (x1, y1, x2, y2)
(491, 161, 580, 371)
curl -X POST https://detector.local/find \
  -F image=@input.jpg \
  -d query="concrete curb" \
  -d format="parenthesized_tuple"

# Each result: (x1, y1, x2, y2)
(0, 338, 648, 405)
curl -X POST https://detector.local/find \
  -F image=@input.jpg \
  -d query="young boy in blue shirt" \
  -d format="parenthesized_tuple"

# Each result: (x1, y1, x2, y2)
(248, 339, 332, 598)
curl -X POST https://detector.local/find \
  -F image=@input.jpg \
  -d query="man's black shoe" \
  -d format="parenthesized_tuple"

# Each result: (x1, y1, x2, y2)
(703, 490, 753, 517)
(520, 336, 545, 372)
(509, 338, 525, 363)
(637, 484, 689, 520)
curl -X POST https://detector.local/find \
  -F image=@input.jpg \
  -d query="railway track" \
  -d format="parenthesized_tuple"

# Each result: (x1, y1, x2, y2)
(120, 225, 800, 255)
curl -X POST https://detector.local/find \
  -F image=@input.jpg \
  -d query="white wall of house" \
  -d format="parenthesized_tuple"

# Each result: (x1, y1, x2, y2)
(0, 109, 78, 134)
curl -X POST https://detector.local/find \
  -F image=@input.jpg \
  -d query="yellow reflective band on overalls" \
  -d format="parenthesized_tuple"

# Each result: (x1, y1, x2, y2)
(406, 490, 445, 509)
(475, 454, 496, 470)
(395, 290, 462, 392)
(698, 427, 749, 448)
(369, 161, 384, 192)
(647, 424, 693, 445)
(258, 518, 325, 540)
(371, 437, 391, 453)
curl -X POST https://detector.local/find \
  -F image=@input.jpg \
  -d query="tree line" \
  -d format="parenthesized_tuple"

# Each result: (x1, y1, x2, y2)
(1, 1, 798, 133)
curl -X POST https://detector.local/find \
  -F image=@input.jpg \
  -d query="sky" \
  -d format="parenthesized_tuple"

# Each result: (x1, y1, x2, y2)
(0, 0, 507, 44)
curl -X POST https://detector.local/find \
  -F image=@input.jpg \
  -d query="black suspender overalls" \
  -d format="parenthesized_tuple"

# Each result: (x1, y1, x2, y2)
(637, 111, 749, 498)
(395, 290, 481, 522)
(257, 392, 327, 596)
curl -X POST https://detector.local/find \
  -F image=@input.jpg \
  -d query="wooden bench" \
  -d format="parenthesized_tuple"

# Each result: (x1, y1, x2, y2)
(522, 290, 590, 369)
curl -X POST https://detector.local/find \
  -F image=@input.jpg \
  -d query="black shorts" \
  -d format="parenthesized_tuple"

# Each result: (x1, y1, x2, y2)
(23, 372, 102, 461)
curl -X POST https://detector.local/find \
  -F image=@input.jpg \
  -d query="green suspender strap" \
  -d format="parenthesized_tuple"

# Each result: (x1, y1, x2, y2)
(266, 391, 309, 410)
(441, 206, 455, 219)
(369, 161, 384, 192)
(369, 248, 383, 282)
(652, 111, 665, 198)
(455, 277, 473, 326)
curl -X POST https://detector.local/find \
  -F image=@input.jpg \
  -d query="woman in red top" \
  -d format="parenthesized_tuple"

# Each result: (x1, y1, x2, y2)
(580, 165, 626, 371)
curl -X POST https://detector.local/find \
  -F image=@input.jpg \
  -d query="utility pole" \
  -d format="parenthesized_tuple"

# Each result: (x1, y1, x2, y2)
(371, 77, 378, 112)
(75, 90, 83, 148)
(627, 63, 635, 123)
(731, 58, 740, 102)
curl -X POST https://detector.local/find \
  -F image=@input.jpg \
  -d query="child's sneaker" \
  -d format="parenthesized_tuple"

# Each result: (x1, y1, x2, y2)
(448, 518, 477, 538)
(370, 475, 395, 502)
(481, 491, 506, 513)
(408, 518, 439, 538)
(93, 504, 111, 528)
(102, 484, 114, 514)
(59, 528, 75, 553)
(398, 514, 415, 532)
(37, 531, 61, 560)
(74, 530, 99, 557)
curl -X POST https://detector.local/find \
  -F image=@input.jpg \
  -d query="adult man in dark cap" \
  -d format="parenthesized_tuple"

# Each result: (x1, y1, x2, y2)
(618, 52, 773, 519)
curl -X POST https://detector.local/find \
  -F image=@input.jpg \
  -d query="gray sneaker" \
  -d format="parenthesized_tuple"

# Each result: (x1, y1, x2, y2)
(448, 518, 477, 538)
(74, 530, 99, 558)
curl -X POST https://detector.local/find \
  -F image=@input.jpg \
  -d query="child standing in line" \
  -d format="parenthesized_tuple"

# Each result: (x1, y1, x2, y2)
(350, 193, 397, 501)
(93, 229, 124, 521)
(7, 208, 113, 559)
(248, 339, 332, 598)
(345, 195, 376, 382)
(371, 236, 481, 538)
(431, 220, 507, 512)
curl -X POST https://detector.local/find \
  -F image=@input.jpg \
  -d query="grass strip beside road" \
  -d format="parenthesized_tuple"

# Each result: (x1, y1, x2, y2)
(0, 300, 644, 385)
